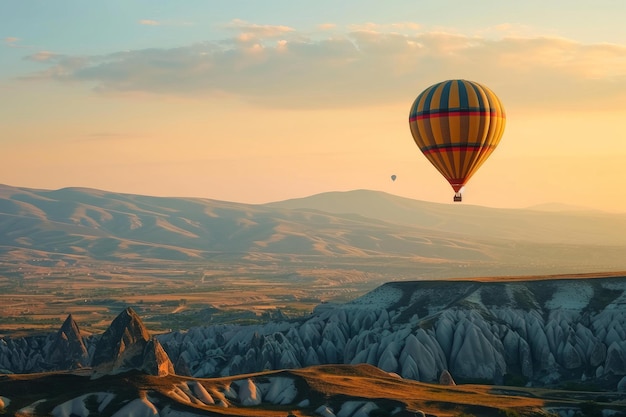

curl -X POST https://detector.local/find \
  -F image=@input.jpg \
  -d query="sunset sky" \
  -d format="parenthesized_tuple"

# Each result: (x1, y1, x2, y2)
(2, 1, 626, 212)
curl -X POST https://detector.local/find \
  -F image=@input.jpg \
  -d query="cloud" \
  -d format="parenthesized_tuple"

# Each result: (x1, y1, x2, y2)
(225, 19, 295, 42)
(26, 51, 57, 62)
(475, 23, 544, 39)
(139, 19, 160, 26)
(21, 24, 626, 111)
(4, 37, 19, 47)
(348, 22, 422, 34)
(318, 23, 337, 31)
(4, 36, 42, 50)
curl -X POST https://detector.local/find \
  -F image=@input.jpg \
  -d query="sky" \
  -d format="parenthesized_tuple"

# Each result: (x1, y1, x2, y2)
(2, 1, 626, 212)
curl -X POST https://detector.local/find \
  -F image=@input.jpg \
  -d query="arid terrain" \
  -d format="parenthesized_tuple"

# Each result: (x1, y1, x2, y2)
(0, 255, 378, 336)
(3, 273, 626, 416)
(5, 364, 624, 417)
(2, 254, 626, 339)
(2, 184, 626, 336)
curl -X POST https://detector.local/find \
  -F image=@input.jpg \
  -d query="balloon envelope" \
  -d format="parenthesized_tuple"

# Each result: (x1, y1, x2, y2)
(408, 79, 506, 194)
(391, 175, 396, 181)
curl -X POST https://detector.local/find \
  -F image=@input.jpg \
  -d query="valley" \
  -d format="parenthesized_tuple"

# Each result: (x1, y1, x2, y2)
(2, 185, 626, 337)
(4, 250, 624, 338)
(2, 185, 626, 415)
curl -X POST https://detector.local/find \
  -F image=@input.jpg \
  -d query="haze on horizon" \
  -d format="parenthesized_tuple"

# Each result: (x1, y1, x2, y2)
(2, 1, 626, 212)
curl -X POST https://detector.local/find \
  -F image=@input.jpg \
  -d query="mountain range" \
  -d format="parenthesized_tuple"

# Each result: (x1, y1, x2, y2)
(2, 184, 626, 278)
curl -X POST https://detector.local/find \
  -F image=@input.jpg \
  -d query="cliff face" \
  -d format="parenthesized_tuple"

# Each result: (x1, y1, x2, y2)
(158, 276, 626, 389)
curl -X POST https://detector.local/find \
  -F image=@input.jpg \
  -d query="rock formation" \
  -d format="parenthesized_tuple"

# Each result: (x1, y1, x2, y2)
(48, 314, 89, 369)
(3, 277, 626, 391)
(91, 307, 174, 376)
(438, 370, 455, 385)
(157, 277, 626, 390)
(0, 314, 91, 373)
(142, 337, 176, 376)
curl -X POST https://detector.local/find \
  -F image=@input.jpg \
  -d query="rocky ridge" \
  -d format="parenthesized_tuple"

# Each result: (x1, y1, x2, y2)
(3, 364, 590, 417)
(47, 314, 89, 370)
(157, 276, 626, 390)
(91, 307, 174, 376)
(2, 277, 626, 392)
(0, 307, 173, 377)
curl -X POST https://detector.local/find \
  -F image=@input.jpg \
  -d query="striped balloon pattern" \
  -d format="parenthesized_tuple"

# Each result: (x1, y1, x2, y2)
(409, 79, 506, 195)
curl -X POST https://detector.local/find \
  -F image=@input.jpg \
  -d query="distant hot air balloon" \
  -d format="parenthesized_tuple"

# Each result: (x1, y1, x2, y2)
(408, 79, 506, 202)
(391, 175, 397, 182)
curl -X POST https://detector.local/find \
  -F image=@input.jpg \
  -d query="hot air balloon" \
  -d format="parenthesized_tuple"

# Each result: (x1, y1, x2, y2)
(408, 79, 505, 202)
(391, 175, 397, 182)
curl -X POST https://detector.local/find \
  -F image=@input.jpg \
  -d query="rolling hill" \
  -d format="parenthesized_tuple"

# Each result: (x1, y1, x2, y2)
(267, 189, 626, 245)
(1, 184, 626, 271)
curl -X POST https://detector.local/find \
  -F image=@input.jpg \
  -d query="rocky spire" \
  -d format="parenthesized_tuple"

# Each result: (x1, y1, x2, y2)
(439, 370, 456, 386)
(48, 314, 89, 369)
(143, 337, 175, 376)
(91, 307, 174, 376)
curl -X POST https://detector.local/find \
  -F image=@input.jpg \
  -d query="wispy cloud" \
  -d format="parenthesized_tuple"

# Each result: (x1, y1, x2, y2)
(4, 37, 20, 47)
(26, 51, 57, 62)
(139, 19, 160, 26)
(225, 19, 295, 42)
(21, 23, 626, 111)
(348, 22, 422, 34)
(4, 36, 42, 50)
(473, 23, 559, 41)
(318, 23, 337, 31)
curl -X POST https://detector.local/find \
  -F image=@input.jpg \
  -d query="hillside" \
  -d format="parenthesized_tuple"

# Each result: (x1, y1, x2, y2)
(2, 184, 625, 267)
(267, 189, 626, 245)
(0, 184, 508, 261)
(3, 276, 626, 416)
(2, 184, 626, 334)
